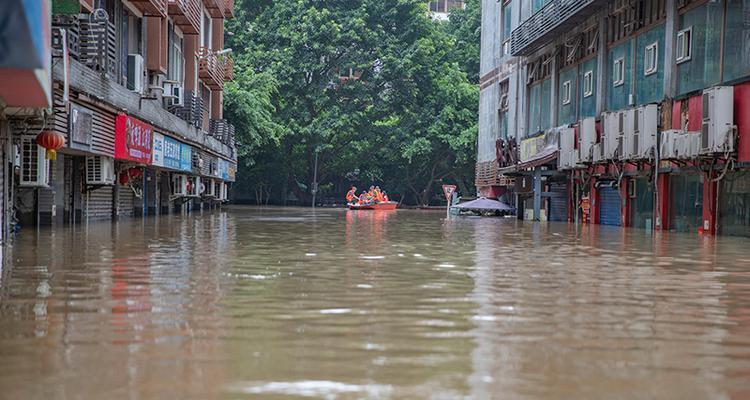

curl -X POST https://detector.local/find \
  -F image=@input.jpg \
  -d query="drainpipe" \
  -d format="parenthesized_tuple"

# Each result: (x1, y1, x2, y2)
(533, 167, 542, 221)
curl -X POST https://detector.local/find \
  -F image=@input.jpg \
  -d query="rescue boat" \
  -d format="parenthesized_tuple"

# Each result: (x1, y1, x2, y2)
(348, 201, 398, 211)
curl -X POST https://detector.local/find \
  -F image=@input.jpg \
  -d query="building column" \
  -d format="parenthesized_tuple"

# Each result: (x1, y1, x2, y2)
(702, 173, 718, 235)
(663, 0, 677, 98)
(146, 169, 159, 216)
(533, 167, 542, 221)
(655, 173, 670, 230)
(595, 13, 608, 114)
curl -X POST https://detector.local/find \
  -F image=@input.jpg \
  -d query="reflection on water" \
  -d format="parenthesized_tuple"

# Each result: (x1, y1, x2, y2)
(1, 207, 750, 399)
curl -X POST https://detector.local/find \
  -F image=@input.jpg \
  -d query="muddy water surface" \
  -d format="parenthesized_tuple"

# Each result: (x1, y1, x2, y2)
(1, 207, 750, 399)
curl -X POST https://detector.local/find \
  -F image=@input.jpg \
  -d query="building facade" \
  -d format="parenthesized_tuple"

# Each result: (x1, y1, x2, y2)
(428, 0, 465, 20)
(0, 0, 237, 244)
(478, 0, 750, 237)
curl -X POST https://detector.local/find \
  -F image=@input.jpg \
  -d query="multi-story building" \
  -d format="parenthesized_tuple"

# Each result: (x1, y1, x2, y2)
(0, 0, 237, 241)
(428, 0, 465, 20)
(477, 0, 750, 237)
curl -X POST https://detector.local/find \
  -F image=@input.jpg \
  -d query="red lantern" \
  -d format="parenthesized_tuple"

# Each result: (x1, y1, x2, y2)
(128, 167, 143, 180)
(36, 130, 65, 161)
(119, 171, 129, 185)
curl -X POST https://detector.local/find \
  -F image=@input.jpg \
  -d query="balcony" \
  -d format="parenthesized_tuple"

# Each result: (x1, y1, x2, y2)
(224, 0, 234, 18)
(167, 0, 201, 35)
(203, 0, 225, 18)
(168, 89, 204, 129)
(209, 119, 236, 147)
(510, 0, 607, 56)
(197, 47, 225, 90)
(129, 0, 167, 17)
(222, 56, 233, 81)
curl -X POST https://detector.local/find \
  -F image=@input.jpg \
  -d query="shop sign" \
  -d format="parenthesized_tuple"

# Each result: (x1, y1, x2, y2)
(180, 143, 193, 172)
(218, 159, 229, 180)
(115, 114, 152, 164)
(152, 132, 165, 167)
(227, 163, 236, 182)
(163, 136, 181, 170)
(69, 103, 93, 151)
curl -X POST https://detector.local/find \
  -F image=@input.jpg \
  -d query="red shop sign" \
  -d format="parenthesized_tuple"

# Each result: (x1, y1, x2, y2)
(115, 114, 153, 164)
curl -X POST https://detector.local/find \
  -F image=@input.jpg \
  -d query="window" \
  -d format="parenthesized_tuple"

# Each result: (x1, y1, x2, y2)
(644, 42, 658, 75)
(676, 27, 692, 63)
(168, 23, 184, 82)
(562, 80, 572, 105)
(499, 80, 509, 112)
(613, 58, 625, 86)
(583, 70, 593, 97)
(202, 14, 211, 48)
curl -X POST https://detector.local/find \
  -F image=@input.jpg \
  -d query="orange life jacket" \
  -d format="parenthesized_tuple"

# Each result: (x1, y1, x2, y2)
(346, 190, 356, 202)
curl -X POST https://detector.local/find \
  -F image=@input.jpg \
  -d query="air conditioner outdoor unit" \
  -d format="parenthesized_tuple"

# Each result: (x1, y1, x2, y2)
(675, 132, 690, 159)
(687, 132, 701, 158)
(636, 104, 658, 159)
(602, 111, 622, 160)
(18, 137, 49, 188)
(127, 54, 145, 93)
(579, 117, 597, 163)
(701, 86, 734, 154)
(570, 149, 581, 168)
(163, 80, 184, 106)
(615, 111, 625, 159)
(558, 127, 575, 170)
(171, 174, 188, 196)
(660, 130, 679, 160)
(622, 108, 638, 160)
(85, 156, 115, 185)
(592, 142, 603, 163)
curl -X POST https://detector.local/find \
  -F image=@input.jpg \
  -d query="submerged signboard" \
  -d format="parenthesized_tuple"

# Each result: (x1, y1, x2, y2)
(160, 135, 193, 172)
(163, 136, 181, 170)
(115, 114, 153, 164)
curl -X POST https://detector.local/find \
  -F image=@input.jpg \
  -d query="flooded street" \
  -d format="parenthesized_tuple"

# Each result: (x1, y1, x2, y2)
(1, 207, 750, 399)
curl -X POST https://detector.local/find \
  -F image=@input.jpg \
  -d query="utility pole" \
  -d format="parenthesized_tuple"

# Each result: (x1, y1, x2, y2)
(311, 148, 319, 208)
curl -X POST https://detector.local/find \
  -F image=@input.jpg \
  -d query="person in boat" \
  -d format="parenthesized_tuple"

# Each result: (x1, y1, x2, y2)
(359, 191, 373, 205)
(346, 186, 358, 204)
(382, 191, 389, 202)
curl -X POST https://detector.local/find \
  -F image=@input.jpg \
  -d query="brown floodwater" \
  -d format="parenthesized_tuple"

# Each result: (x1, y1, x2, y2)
(1, 206, 750, 399)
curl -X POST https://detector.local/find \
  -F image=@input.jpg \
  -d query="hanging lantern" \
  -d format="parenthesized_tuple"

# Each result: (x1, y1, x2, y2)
(128, 167, 143, 180)
(119, 171, 129, 185)
(36, 130, 65, 161)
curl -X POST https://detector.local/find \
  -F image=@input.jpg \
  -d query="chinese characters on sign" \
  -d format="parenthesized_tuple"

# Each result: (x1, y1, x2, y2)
(152, 132, 165, 167)
(115, 114, 153, 164)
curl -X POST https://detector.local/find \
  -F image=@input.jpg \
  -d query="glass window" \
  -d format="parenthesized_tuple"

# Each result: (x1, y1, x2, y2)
(579, 58, 597, 118)
(676, 28, 692, 64)
(644, 43, 658, 75)
(719, 171, 750, 237)
(528, 83, 541, 134)
(608, 41, 632, 111)
(540, 78, 552, 130)
(676, 3, 722, 95)
(613, 58, 625, 86)
(723, 0, 750, 83)
(630, 178, 654, 230)
(558, 68, 577, 125)
(635, 24, 665, 105)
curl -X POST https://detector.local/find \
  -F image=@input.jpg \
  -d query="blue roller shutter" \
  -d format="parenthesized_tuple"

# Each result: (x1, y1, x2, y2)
(599, 186, 622, 226)
(548, 182, 568, 222)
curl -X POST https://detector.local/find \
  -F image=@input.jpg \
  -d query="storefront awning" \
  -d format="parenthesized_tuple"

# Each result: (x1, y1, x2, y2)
(516, 148, 558, 170)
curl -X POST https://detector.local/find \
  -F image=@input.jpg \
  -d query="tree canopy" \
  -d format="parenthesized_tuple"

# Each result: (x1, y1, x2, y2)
(225, 0, 480, 205)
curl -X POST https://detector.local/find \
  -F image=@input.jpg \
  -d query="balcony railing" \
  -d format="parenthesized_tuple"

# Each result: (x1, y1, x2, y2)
(222, 55, 233, 81)
(197, 47, 225, 90)
(510, 0, 606, 56)
(224, 0, 234, 18)
(168, 0, 201, 35)
(209, 119, 236, 147)
(203, 0, 225, 18)
(129, 0, 167, 17)
(168, 89, 204, 128)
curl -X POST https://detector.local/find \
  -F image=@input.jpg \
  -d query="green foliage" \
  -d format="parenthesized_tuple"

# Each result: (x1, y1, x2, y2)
(225, 0, 481, 205)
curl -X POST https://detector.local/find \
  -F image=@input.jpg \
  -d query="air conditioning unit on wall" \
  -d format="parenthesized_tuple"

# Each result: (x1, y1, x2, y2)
(579, 117, 596, 163)
(592, 142, 603, 163)
(636, 104, 658, 159)
(219, 182, 229, 201)
(557, 127, 575, 170)
(127, 54, 145, 93)
(171, 174, 187, 196)
(18, 137, 49, 188)
(660, 130, 678, 160)
(701, 86, 734, 154)
(602, 111, 623, 160)
(622, 108, 638, 160)
(204, 178, 215, 197)
(85, 156, 115, 185)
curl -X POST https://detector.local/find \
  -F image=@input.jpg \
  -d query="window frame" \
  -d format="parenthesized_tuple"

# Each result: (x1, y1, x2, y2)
(644, 42, 658, 76)
(562, 80, 572, 105)
(583, 70, 594, 97)
(613, 57, 625, 87)
(676, 27, 692, 64)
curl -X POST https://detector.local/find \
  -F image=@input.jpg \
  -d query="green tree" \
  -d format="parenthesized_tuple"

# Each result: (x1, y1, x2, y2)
(225, 0, 480, 206)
